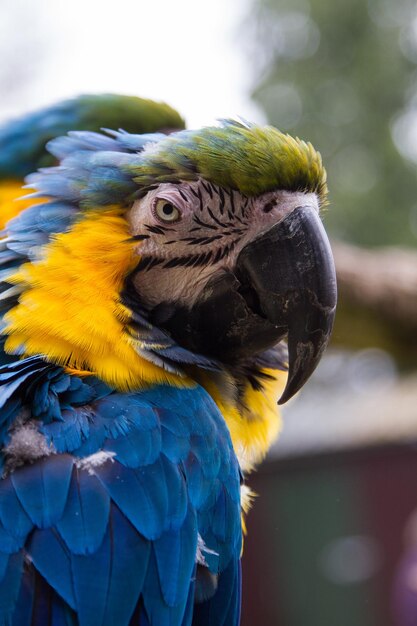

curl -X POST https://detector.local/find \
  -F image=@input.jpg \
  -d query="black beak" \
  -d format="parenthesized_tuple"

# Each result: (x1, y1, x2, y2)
(148, 206, 336, 404)
(235, 206, 337, 403)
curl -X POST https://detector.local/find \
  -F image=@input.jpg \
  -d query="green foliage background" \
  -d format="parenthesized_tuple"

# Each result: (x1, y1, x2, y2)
(246, 0, 417, 247)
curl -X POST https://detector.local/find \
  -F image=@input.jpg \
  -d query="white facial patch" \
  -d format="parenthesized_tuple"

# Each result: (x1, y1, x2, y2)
(128, 179, 320, 310)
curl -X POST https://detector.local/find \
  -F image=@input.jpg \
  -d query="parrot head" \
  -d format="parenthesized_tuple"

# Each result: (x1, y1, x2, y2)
(2, 119, 336, 405)
(122, 122, 336, 403)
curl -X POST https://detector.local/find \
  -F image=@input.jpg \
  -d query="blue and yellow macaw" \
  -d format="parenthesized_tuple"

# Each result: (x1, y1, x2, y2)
(0, 95, 337, 625)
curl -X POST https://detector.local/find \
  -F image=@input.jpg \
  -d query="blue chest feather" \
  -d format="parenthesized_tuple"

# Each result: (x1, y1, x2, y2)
(0, 358, 242, 626)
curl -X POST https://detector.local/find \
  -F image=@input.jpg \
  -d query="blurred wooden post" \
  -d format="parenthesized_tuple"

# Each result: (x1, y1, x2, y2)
(331, 241, 417, 366)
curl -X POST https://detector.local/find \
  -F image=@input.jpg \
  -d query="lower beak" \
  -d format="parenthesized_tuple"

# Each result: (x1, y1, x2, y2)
(235, 206, 337, 403)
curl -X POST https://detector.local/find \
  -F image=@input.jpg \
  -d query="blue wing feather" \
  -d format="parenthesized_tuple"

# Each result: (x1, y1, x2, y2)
(95, 454, 189, 540)
(160, 426, 190, 463)
(28, 527, 76, 609)
(154, 504, 198, 608)
(98, 505, 151, 626)
(0, 360, 242, 625)
(0, 523, 25, 553)
(0, 551, 24, 624)
(11, 455, 74, 528)
(104, 424, 161, 468)
(143, 546, 195, 626)
(184, 453, 215, 510)
(41, 407, 92, 454)
(0, 476, 33, 546)
(71, 504, 150, 626)
(56, 468, 110, 555)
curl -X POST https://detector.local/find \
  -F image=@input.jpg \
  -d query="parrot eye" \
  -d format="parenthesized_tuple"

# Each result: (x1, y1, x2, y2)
(153, 199, 181, 223)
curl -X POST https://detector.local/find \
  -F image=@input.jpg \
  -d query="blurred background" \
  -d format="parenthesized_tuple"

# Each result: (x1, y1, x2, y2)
(1, 0, 417, 623)
(241, 1, 417, 625)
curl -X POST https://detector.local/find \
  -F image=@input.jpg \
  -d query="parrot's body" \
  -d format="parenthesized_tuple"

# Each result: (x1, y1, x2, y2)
(0, 95, 337, 625)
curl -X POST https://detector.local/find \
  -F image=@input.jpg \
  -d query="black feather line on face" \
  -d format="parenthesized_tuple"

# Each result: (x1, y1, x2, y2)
(201, 180, 213, 199)
(219, 243, 231, 260)
(148, 257, 165, 269)
(206, 206, 227, 228)
(198, 234, 224, 244)
(132, 185, 159, 200)
(161, 257, 186, 268)
(180, 235, 224, 245)
(192, 215, 217, 230)
(218, 187, 225, 214)
(135, 257, 151, 271)
(145, 224, 173, 235)
(191, 253, 205, 267)
(180, 237, 202, 243)
(230, 189, 236, 214)
(137, 239, 238, 273)
(186, 253, 207, 267)
(212, 246, 225, 264)
(197, 187, 204, 211)
(241, 197, 250, 218)
(128, 234, 151, 242)
(234, 213, 248, 226)
(187, 237, 217, 246)
(161, 251, 213, 269)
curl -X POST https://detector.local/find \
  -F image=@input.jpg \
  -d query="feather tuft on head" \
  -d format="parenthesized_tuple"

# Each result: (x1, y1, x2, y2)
(27, 120, 327, 214)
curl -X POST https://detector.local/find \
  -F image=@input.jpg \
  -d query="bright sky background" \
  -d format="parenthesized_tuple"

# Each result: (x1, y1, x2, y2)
(0, 0, 265, 128)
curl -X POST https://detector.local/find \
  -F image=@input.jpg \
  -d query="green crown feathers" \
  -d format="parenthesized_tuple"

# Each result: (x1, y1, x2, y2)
(27, 120, 327, 211)
(131, 121, 328, 202)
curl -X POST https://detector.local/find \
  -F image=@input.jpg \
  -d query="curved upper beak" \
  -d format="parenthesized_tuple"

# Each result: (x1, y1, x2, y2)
(146, 205, 336, 404)
(235, 205, 337, 404)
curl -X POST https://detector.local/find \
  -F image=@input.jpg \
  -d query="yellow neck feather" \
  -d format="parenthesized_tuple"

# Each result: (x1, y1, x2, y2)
(194, 367, 286, 472)
(0, 180, 45, 231)
(3, 208, 186, 390)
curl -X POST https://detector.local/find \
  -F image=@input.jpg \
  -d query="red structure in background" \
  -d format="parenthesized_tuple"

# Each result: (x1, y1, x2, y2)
(241, 444, 417, 626)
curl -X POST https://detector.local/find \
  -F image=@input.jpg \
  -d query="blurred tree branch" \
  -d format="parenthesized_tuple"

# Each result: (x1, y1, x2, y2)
(332, 241, 417, 366)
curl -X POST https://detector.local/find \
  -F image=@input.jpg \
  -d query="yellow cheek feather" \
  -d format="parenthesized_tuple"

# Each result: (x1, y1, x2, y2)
(196, 367, 287, 472)
(3, 208, 186, 391)
(0, 181, 46, 231)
